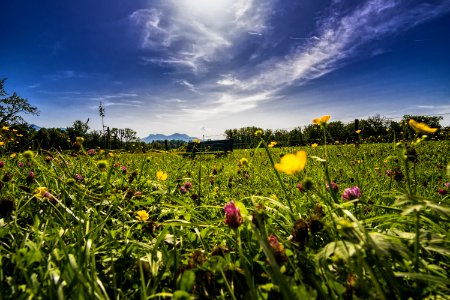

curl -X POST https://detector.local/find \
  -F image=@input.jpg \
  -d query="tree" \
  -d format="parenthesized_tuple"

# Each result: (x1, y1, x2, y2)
(0, 78, 39, 125)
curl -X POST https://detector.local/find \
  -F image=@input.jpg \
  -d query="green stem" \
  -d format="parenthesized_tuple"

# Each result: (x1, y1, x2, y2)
(261, 139, 295, 220)
(414, 210, 420, 272)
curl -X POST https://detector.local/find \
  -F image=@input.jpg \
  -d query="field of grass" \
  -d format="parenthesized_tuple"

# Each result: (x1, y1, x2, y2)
(0, 133, 449, 299)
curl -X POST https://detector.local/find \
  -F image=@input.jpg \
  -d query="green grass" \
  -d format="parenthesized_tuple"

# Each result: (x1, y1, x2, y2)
(0, 138, 449, 299)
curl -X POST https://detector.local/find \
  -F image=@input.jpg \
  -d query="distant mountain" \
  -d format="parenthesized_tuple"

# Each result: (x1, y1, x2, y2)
(30, 124, 41, 131)
(141, 133, 196, 143)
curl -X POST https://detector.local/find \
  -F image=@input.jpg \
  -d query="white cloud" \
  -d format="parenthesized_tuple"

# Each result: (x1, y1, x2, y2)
(236, 1, 450, 93)
(130, 0, 274, 73)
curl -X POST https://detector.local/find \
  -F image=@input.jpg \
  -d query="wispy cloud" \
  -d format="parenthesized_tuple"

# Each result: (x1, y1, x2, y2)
(129, 0, 450, 128)
(129, 0, 274, 73)
(237, 0, 450, 94)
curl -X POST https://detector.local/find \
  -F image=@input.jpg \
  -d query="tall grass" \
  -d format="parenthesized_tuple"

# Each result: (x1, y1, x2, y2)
(0, 136, 449, 299)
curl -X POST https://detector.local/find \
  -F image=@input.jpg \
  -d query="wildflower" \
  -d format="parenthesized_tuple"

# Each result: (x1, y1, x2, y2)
(313, 115, 331, 125)
(326, 182, 339, 193)
(97, 160, 108, 171)
(184, 182, 192, 190)
(275, 151, 307, 175)
(44, 156, 53, 163)
(10, 153, 16, 158)
(444, 182, 450, 189)
(268, 141, 277, 148)
(254, 129, 263, 137)
(18, 161, 24, 168)
(193, 139, 201, 143)
(156, 171, 168, 181)
(108, 152, 114, 157)
(121, 165, 128, 174)
(74, 174, 84, 181)
(355, 130, 361, 134)
(0, 141, 4, 147)
(270, 194, 278, 200)
(76, 136, 85, 144)
(34, 187, 49, 198)
(268, 234, 288, 263)
(180, 186, 187, 194)
(223, 200, 243, 229)
(342, 186, 362, 201)
(26, 171, 35, 184)
(238, 158, 248, 166)
(87, 149, 96, 156)
(22, 150, 35, 160)
(0, 161, 4, 168)
(438, 189, 447, 196)
(408, 119, 438, 134)
(134, 191, 143, 198)
(311, 143, 318, 149)
(2, 126, 9, 131)
(136, 210, 149, 221)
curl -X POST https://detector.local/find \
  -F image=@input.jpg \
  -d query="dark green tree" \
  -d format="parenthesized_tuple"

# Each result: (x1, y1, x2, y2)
(0, 78, 39, 125)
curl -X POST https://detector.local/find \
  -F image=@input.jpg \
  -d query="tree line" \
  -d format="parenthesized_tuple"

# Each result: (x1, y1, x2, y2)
(225, 114, 448, 149)
(1, 78, 448, 152)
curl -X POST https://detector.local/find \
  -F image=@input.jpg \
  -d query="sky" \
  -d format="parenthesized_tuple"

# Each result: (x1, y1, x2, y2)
(1, 0, 450, 139)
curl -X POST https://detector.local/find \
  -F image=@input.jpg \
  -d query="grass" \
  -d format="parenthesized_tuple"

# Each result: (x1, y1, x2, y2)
(0, 135, 449, 299)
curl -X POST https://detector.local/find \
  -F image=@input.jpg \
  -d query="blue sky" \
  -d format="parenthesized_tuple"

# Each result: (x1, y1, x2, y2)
(1, 0, 450, 138)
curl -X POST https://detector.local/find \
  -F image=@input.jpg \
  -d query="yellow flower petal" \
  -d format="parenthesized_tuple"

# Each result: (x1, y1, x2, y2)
(275, 150, 307, 175)
(408, 119, 438, 134)
(135, 210, 149, 221)
(156, 170, 168, 181)
(312, 115, 331, 125)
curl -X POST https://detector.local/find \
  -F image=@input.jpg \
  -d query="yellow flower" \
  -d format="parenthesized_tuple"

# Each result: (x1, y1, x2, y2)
(254, 129, 263, 137)
(238, 157, 249, 167)
(193, 139, 201, 143)
(268, 141, 277, 148)
(275, 150, 307, 175)
(108, 152, 114, 157)
(12, 129, 18, 132)
(10, 153, 17, 158)
(156, 170, 168, 181)
(355, 130, 361, 134)
(76, 136, 84, 144)
(270, 194, 278, 200)
(312, 115, 331, 125)
(2, 126, 9, 131)
(135, 210, 149, 221)
(34, 187, 49, 198)
(311, 143, 318, 149)
(408, 119, 438, 134)
(0, 141, 4, 146)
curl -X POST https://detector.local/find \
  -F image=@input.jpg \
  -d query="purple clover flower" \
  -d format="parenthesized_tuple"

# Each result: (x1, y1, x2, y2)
(438, 188, 447, 196)
(224, 201, 243, 229)
(342, 186, 362, 201)
(184, 182, 192, 190)
(121, 165, 128, 174)
(18, 161, 24, 168)
(0, 161, 5, 168)
(87, 149, 96, 156)
(180, 186, 187, 194)
(444, 182, 450, 189)
(74, 174, 83, 181)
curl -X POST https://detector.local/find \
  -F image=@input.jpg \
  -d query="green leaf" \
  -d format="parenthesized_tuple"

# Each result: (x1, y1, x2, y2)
(179, 270, 195, 292)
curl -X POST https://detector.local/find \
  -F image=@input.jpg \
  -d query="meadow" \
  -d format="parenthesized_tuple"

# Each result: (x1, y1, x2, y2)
(0, 123, 449, 299)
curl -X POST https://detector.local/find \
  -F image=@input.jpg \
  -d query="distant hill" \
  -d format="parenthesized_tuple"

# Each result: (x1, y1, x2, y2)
(141, 133, 195, 143)
(30, 124, 41, 131)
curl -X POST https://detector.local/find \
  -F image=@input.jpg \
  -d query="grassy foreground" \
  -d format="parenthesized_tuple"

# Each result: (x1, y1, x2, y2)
(0, 137, 449, 299)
